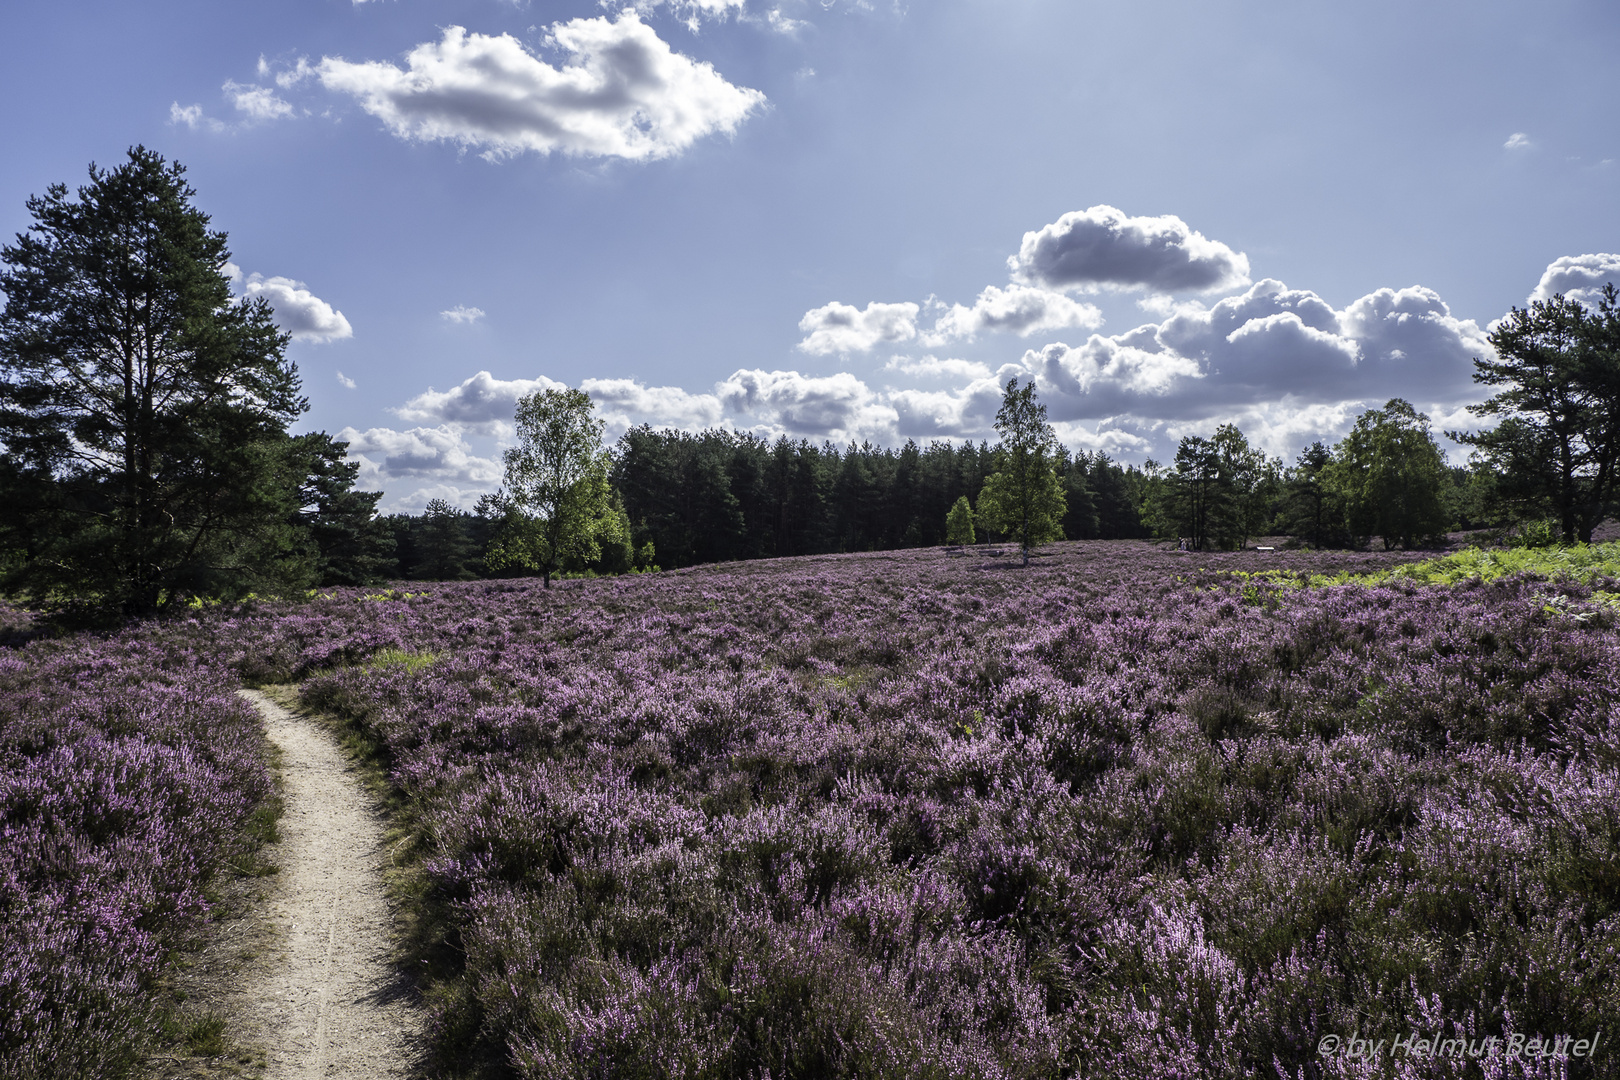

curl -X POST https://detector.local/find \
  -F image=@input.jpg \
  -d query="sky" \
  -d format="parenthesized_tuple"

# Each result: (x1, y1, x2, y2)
(2, 0, 1618, 512)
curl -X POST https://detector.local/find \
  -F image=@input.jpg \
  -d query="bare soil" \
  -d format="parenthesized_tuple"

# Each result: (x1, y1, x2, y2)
(235, 688, 426, 1079)
(144, 689, 427, 1080)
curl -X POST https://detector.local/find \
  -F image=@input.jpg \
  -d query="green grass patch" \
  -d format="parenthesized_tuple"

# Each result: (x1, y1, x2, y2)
(1219, 542, 1620, 594)
(366, 647, 441, 674)
(183, 1013, 228, 1057)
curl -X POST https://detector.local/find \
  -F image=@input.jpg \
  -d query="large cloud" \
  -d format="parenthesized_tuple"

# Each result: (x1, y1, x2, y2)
(1009, 205, 1251, 295)
(394, 370, 567, 435)
(887, 379, 1006, 440)
(317, 15, 764, 161)
(925, 284, 1103, 342)
(1011, 278, 1489, 428)
(1529, 253, 1620, 307)
(338, 424, 503, 511)
(797, 301, 920, 354)
(232, 268, 352, 343)
(717, 369, 897, 439)
(581, 378, 723, 432)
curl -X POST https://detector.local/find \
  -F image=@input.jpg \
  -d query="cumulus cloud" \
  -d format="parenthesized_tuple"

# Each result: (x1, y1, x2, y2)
(336, 423, 503, 512)
(337, 371, 358, 390)
(316, 15, 764, 161)
(1009, 205, 1251, 294)
(886, 379, 1005, 439)
(797, 301, 919, 354)
(1019, 334, 1204, 417)
(337, 424, 502, 491)
(1504, 132, 1532, 150)
(394, 370, 567, 435)
(581, 377, 723, 431)
(441, 305, 486, 324)
(1007, 278, 1488, 429)
(224, 80, 295, 121)
(238, 273, 353, 342)
(925, 284, 1103, 343)
(717, 369, 897, 439)
(1529, 253, 1620, 307)
(1049, 420, 1154, 456)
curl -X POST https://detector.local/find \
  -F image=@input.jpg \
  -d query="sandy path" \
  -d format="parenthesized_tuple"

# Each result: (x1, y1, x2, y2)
(236, 690, 424, 1079)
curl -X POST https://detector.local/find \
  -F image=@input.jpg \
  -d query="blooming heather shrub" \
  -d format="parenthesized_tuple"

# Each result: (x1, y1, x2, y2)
(258, 541, 1620, 1078)
(0, 638, 271, 1079)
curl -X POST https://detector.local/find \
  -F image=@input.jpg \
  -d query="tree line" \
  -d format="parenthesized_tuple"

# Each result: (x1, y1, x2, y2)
(3, 148, 1618, 612)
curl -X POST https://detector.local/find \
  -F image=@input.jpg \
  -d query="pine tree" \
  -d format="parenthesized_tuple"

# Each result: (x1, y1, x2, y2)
(0, 147, 307, 613)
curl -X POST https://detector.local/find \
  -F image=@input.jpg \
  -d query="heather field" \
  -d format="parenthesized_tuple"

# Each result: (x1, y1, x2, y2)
(0, 631, 273, 1077)
(6, 540, 1620, 1078)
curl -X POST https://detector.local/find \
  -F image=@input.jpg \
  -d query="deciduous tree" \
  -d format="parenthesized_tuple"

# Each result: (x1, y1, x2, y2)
(976, 379, 1066, 565)
(1330, 399, 1450, 549)
(486, 387, 617, 588)
(945, 494, 975, 545)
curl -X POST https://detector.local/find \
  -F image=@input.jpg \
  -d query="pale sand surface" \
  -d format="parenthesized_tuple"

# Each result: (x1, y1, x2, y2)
(235, 689, 424, 1080)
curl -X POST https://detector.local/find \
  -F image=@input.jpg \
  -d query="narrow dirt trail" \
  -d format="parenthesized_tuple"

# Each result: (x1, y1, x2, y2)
(236, 689, 424, 1079)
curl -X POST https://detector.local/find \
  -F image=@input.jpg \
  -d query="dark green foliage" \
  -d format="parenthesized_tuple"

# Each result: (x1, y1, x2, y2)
(0, 147, 368, 612)
(1454, 286, 1620, 543)
(944, 495, 975, 545)
(975, 378, 1066, 564)
(613, 428, 1016, 566)
(1277, 442, 1349, 548)
(289, 431, 394, 586)
(1330, 399, 1451, 549)
(1154, 425, 1278, 550)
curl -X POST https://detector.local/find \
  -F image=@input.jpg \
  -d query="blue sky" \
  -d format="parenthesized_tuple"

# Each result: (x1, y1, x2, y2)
(3, 0, 1618, 510)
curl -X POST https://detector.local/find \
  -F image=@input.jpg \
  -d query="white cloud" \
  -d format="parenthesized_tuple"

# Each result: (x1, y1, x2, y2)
(581, 378, 724, 431)
(797, 300, 919, 354)
(925, 283, 1103, 343)
(394, 370, 567, 435)
(1019, 335, 1204, 415)
(884, 355, 993, 381)
(1010, 278, 1487, 431)
(886, 379, 1005, 439)
(337, 425, 503, 494)
(169, 102, 223, 132)
(274, 58, 316, 89)
(1049, 420, 1154, 456)
(337, 371, 358, 390)
(440, 305, 486, 324)
(768, 9, 810, 34)
(316, 15, 764, 161)
(1529, 253, 1620, 307)
(377, 483, 491, 515)
(1337, 285, 1491, 398)
(1504, 132, 1532, 150)
(239, 273, 353, 342)
(1009, 204, 1251, 294)
(613, 0, 750, 30)
(1162, 399, 1368, 460)
(717, 369, 897, 440)
(223, 80, 295, 122)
